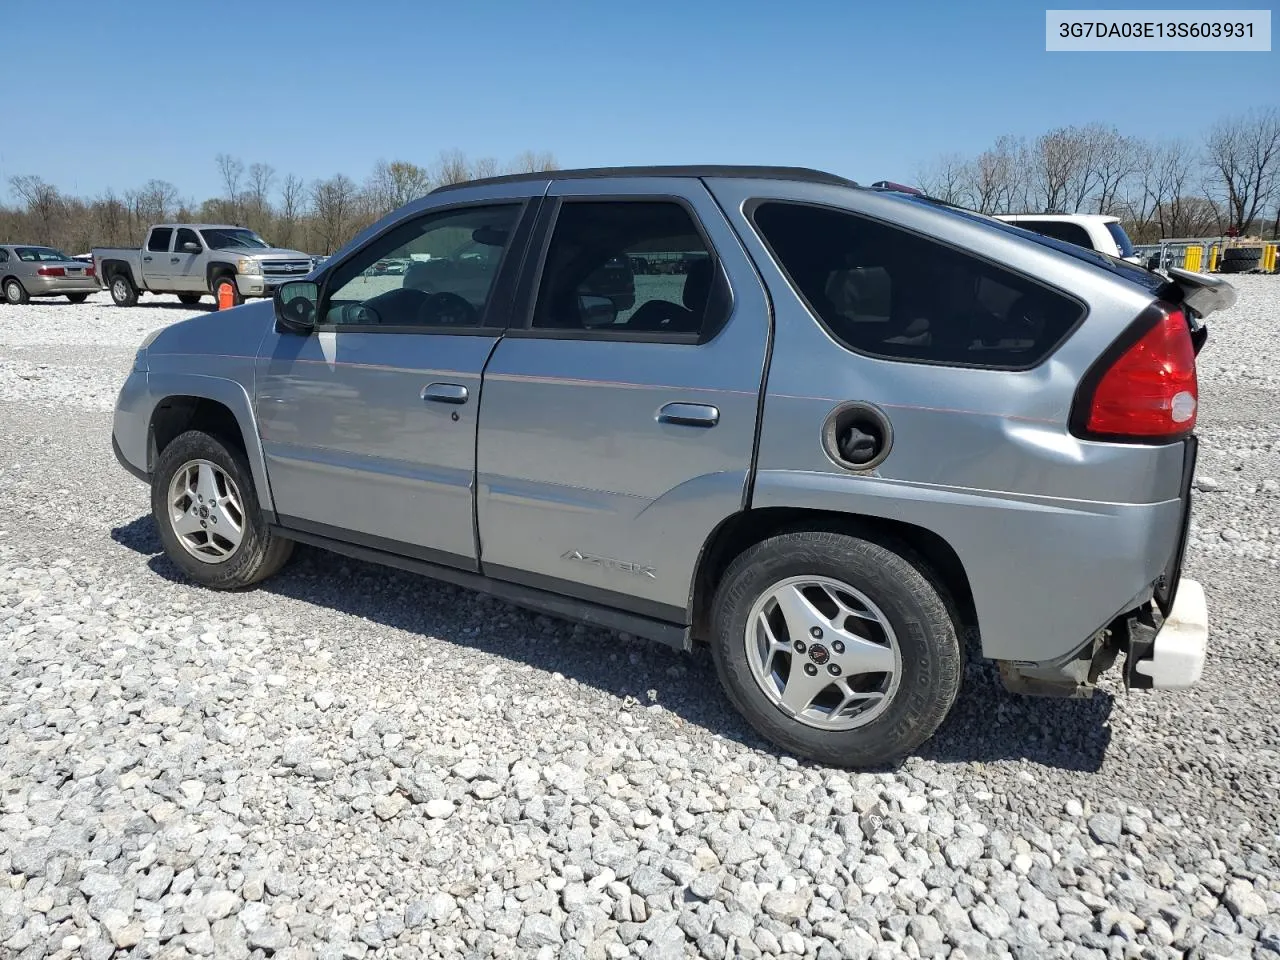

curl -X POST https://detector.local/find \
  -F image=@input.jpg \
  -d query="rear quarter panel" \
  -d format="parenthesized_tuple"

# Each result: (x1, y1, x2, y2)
(705, 179, 1188, 664)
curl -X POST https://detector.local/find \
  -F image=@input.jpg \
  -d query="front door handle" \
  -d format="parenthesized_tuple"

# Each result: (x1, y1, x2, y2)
(421, 382, 469, 405)
(170, 257, 181, 263)
(658, 402, 719, 427)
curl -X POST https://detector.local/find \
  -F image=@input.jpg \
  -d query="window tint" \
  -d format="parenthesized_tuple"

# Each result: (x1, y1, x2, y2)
(1105, 221, 1136, 257)
(175, 228, 201, 251)
(323, 204, 520, 328)
(147, 228, 173, 253)
(1017, 220, 1093, 248)
(752, 201, 1083, 368)
(15, 246, 70, 262)
(0, 249, 8, 263)
(532, 201, 719, 338)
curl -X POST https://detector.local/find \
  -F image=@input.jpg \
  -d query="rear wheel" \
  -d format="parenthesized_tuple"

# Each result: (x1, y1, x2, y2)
(710, 530, 961, 767)
(212, 275, 244, 309)
(109, 274, 138, 306)
(151, 430, 293, 589)
(66, 293, 89, 304)
(3, 278, 29, 305)
(178, 293, 203, 305)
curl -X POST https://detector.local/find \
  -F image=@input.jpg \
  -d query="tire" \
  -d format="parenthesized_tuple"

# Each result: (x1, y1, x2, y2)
(3, 278, 29, 305)
(1218, 257, 1258, 274)
(151, 430, 293, 589)
(66, 293, 89, 304)
(212, 275, 244, 308)
(178, 294, 203, 305)
(109, 273, 138, 307)
(710, 530, 961, 767)
(1221, 246, 1261, 261)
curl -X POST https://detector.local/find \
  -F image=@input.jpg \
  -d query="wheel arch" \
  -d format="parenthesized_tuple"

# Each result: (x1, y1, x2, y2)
(145, 375, 275, 513)
(689, 506, 977, 648)
(206, 262, 238, 291)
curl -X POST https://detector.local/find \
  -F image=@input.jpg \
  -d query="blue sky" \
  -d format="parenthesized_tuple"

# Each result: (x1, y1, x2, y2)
(2, 0, 1275, 202)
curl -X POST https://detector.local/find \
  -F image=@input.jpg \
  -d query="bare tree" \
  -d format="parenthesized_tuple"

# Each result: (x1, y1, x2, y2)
(277, 174, 307, 248)
(311, 174, 358, 254)
(94, 189, 128, 246)
(8, 175, 63, 243)
(1206, 107, 1280, 233)
(365, 160, 433, 216)
(246, 163, 276, 232)
(470, 157, 500, 180)
(1091, 127, 1139, 215)
(915, 154, 972, 205)
(216, 153, 245, 223)
(506, 150, 559, 174)
(432, 150, 473, 187)
(136, 180, 180, 225)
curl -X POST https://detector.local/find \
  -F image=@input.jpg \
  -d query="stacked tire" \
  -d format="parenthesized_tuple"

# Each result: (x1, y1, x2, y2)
(1219, 247, 1261, 274)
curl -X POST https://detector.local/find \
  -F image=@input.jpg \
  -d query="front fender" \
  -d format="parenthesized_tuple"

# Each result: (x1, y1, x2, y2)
(145, 372, 276, 513)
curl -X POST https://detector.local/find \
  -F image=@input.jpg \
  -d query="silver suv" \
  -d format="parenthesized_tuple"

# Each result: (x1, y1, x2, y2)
(111, 166, 1227, 766)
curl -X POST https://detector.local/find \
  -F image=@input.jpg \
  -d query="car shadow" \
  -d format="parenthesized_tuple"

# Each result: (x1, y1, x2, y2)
(110, 515, 1112, 773)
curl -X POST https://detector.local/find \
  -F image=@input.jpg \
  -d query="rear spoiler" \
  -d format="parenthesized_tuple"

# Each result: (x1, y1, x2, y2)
(1161, 267, 1237, 320)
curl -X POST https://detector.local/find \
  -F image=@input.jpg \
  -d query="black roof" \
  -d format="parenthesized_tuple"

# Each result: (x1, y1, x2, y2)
(431, 165, 857, 194)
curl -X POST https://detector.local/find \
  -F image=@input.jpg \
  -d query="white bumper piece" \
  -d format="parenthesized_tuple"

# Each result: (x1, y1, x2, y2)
(1134, 578, 1209, 689)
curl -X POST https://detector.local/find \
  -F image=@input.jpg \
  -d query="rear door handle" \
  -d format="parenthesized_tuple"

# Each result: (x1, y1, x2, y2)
(658, 402, 719, 427)
(143, 256, 153, 262)
(421, 382, 469, 404)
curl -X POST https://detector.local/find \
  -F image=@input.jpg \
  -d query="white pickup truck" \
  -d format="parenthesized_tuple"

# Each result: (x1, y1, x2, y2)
(93, 224, 316, 307)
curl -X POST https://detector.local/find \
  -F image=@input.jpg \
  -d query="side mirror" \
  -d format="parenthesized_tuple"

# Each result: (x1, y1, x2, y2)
(578, 294, 618, 327)
(182, 242, 202, 254)
(275, 281, 319, 334)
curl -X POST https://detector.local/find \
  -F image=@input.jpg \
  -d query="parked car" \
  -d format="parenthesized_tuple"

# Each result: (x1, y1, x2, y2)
(995, 213, 1141, 264)
(0, 244, 99, 304)
(93, 225, 316, 308)
(111, 165, 1227, 766)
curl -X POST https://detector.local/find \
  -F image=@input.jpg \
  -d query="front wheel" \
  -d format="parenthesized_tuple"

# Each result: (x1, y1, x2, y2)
(151, 430, 293, 589)
(710, 530, 961, 767)
(178, 293, 203, 305)
(3, 278, 29, 304)
(109, 274, 138, 306)
(66, 293, 90, 304)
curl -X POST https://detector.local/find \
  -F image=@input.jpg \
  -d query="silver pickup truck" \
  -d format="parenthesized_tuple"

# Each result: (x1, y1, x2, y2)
(93, 224, 315, 308)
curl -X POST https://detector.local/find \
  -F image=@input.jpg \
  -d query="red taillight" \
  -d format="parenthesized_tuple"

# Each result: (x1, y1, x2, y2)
(1074, 302, 1197, 441)
(37, 266, 66, 277)
(85, 265, 95, 276)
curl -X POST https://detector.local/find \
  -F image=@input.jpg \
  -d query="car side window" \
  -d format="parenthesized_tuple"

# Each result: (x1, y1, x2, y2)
(531, 201, 722, 339)
(175, 228, 201, 251)
(147, 228, 173, 253)
(1018, 220, 1092, 248)
(752, 201, 1083, 369)
(321, 204, 521, 329)
(0, 250, 7, 264)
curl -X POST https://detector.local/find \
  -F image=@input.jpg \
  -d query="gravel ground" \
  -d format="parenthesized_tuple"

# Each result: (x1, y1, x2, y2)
(1, 284, 1278, 960)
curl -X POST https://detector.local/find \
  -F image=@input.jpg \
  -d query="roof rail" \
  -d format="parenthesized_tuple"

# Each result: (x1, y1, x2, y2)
(431, 165, 857, 194)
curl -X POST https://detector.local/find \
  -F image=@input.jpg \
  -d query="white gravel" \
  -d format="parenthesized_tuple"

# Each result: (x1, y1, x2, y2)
(1, 282, 1278, 959)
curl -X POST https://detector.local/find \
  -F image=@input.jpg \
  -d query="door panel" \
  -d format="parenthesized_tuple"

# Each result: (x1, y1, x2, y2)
(256, 331, 497, 566)
(142, 228, 173, 289)
(476, 180, 771, 619)
(254, 199, 536, 568)
(171, 228, 204, 292)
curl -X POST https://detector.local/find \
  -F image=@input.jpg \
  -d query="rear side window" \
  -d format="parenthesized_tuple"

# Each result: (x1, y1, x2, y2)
(0, 249, 7, 263)
(1105, 221, 1136, 258)
(147, 228, 173, 253)
(751, 201, 1083, 369)
(1017, 219, 1093, 249)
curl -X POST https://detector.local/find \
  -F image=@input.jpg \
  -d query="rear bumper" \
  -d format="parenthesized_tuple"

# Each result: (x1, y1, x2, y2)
(25, 275, 100, 295)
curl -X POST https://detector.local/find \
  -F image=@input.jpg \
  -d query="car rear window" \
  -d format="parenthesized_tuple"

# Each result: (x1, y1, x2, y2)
(1106, 221, 1136, 258)
(1016, 219, 1093, 248)
(751, 201, 1085, 369)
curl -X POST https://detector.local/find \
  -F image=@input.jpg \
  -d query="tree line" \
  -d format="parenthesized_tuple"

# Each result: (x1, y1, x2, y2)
(0, 149, 560, 256)
(915, 107, 1280, 243)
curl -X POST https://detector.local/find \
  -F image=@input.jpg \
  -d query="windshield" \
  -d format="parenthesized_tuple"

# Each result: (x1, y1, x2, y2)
(896, 195, 1163, 293)
(200, 228, 270, 251)
(15, 246, 71, 262)
(1106, 221, 1136, 258)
